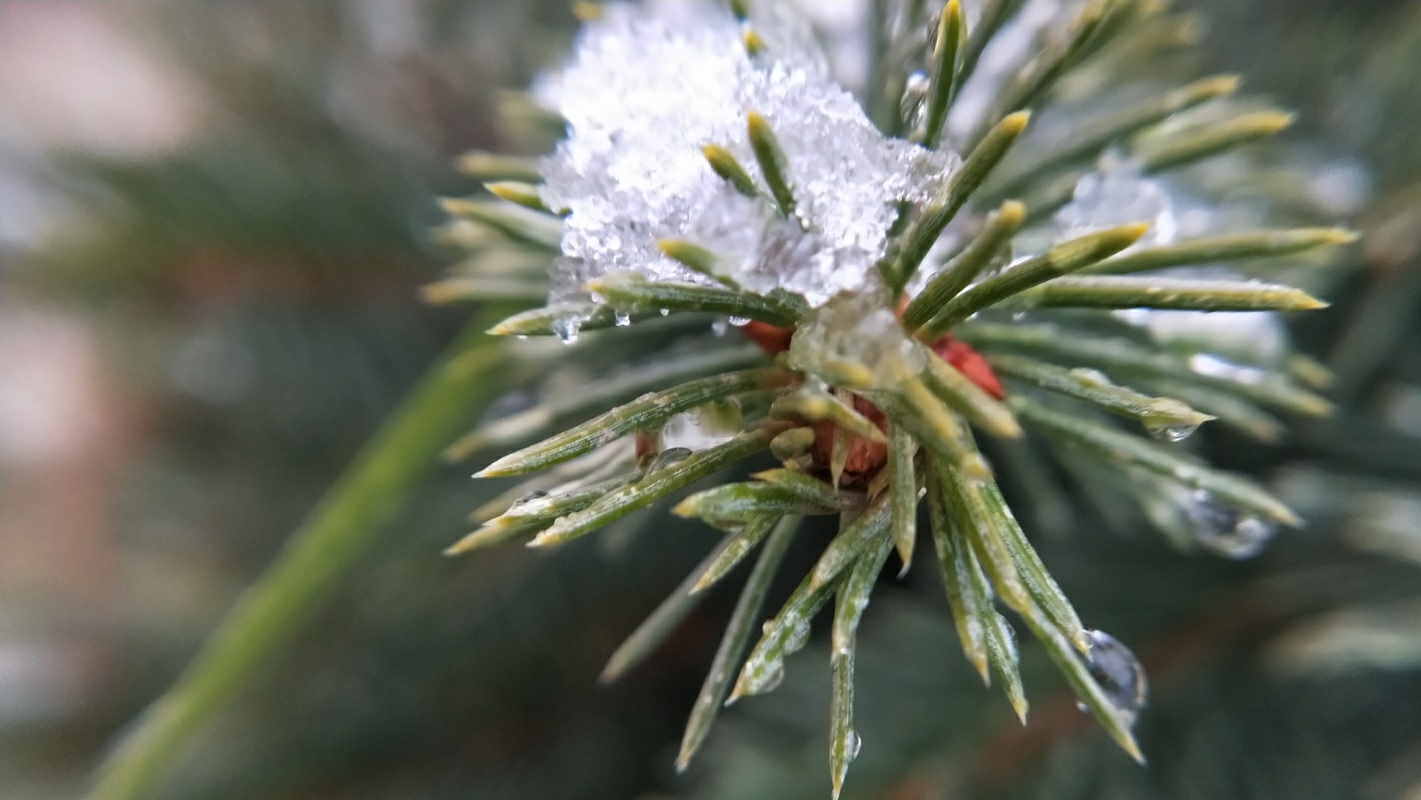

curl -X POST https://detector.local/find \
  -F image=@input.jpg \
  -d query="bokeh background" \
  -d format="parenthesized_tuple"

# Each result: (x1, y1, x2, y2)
(3, 1, 1420, 798)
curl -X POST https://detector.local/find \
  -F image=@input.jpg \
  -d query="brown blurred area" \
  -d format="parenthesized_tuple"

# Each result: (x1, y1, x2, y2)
(1, 8, 191, 794)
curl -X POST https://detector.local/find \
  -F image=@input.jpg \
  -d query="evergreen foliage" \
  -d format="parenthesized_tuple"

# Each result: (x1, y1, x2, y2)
(9, 2, 1414, 799)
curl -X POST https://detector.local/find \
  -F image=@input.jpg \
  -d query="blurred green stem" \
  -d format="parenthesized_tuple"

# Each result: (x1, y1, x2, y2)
(89, 313, 512, 800)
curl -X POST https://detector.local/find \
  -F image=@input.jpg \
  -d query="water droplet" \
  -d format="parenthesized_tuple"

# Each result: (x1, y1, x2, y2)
(900, 71, 930, 134)
(1067, 367, 1112, 387)
(784, 621, 812, 654)
(999, 618, 1019, 661)
(711, 319, 730, 337)
(1146, 420, 1201, 443)
(1081, 629, 1148, 723)
(551, 314, 582, 344)
(748, 659, 785, 694)
(659, 307, 670, 316)
(727, 316, 751, 327)
(845, 730, 862, 761)
(1183, 490, 1276, 558)
(614, 310, 631, 327)
(645, 447, 692, 473)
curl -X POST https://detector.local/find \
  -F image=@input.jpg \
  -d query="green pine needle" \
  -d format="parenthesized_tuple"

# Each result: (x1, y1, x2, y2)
(585, 272, 805, 327)
(746, 111, 796, 216)
(475, 367, 793, 477)
(701, 144, 761, 199)
(677, 515, 796, 770)
(917, 0, 965, 149)
(895, 111, 1031, 290)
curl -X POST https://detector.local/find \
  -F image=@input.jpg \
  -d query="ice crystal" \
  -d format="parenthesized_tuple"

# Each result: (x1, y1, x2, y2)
(536, 1, 957, 313)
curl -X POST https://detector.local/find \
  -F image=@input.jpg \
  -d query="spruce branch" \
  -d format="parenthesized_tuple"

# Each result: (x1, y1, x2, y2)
(429, 0, 1350, 785)
(427, 2, 1345, 788)
(93, 2, 1356, 796)
(87, 315, 514, 800)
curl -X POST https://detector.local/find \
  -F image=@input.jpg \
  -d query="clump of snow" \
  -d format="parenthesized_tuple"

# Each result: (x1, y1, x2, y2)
(536, 0, 956, 317)
(1055, 153, 1178, 248)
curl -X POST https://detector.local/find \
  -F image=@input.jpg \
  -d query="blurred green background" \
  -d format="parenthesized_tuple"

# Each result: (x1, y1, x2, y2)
(3, 1, 1420, 798)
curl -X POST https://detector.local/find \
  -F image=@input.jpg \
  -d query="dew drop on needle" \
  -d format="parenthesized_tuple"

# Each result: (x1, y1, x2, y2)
(1081, 629, 1148, 724)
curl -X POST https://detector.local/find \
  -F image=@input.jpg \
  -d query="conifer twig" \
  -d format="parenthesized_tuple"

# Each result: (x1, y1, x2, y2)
(88, 316, 514, 800)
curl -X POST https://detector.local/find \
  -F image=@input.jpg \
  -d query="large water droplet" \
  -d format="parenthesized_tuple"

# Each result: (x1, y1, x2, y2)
(1183, 490, 1277, 558)
(749, 659, 785, 694)
(845, 729, 863, 761)
(1146, 419, 1201, 443)
(784, 621, 812, 654)
(1082, 629, 1148, 723)
(645, 447, 692, 474)
(900, 71, 930, 133)
(512, 489, 549, 509)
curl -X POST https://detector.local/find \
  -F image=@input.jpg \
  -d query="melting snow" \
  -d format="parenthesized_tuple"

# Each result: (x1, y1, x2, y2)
(788, 278, 925, 386)
(536, 0, 957, 318)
